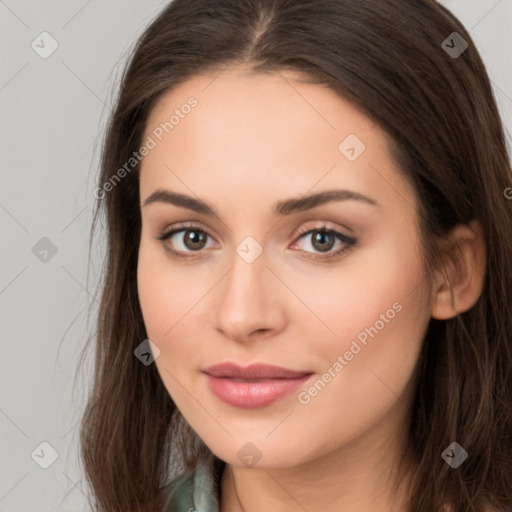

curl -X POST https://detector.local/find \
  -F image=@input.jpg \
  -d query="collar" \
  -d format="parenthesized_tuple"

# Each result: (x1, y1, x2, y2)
(163, 453, 225, 512)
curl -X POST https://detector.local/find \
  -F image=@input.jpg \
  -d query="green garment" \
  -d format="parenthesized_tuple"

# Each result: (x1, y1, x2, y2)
(163, 454, 226, 512)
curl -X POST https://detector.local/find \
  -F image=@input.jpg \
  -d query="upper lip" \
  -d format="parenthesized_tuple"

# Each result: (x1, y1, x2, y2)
(202, 362, 312, 379)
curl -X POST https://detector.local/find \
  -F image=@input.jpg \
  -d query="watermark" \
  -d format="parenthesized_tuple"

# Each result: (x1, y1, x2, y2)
(503, 187, 512, 200)
(134, 339, 161, 365)
(31, 441, 59, 469)
(338, 133, 366, 162)
(94, 96, 198, 200)
(441, 441, 468, 469)
(32, 236, 58, 263)
(441, 32, 468, 59)
(31, 31, 59, 59)
(297, 301, 403, 405)
(237, 442, 263, 467)
(236, 236, 263, 263)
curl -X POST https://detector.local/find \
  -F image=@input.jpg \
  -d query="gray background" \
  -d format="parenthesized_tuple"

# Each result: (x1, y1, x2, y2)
(1, 1, 511, 510)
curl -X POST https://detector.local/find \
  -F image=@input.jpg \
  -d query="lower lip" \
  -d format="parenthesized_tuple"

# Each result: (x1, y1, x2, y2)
(204, 373, 313, 408)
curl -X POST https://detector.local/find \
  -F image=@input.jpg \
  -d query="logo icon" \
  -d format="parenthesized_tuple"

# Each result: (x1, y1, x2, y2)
(134, 339, 161, 365)
(236, 236, 263, 264)
(31, 32, 59, 59)
(442, 32, 468, 59)
(237, 442, 263, 467)
(31, 441, 59, 469)
(338, 134, 366, 162)
(32, 237, 58, 263)
(441, 441, 468, 468)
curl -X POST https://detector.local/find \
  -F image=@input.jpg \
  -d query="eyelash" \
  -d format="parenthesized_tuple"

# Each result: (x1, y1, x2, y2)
(154, 222, 357, 261)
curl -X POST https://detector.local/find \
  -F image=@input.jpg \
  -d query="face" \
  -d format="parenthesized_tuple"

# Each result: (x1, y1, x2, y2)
(137, 66, 433, 469)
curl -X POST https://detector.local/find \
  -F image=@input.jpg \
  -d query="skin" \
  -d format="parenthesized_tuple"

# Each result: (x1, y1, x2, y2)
(137, 65, 486, 511)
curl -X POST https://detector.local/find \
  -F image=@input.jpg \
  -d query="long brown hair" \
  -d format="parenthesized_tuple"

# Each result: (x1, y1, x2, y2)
(79, 1, 512, 510)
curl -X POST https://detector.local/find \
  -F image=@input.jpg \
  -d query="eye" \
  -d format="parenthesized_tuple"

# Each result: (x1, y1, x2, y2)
(154, 222, 357, 261)
(154, 222, 216, 259)
(291, 225, 357, 260)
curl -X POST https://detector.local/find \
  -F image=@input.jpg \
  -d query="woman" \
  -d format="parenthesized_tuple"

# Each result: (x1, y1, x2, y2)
(79, 1, 512, 511)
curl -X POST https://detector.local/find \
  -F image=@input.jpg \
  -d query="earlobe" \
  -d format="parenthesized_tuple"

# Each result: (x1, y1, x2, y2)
(431, 220, 487, 320)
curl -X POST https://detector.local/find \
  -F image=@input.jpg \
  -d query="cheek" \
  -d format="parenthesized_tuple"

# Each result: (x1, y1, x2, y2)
(282, 228, 428, 360)
(138, 238, 194, 337)
(137, 246, 171, 339)
(295, 289, 428, 459)
(137, 239, 211, 381)
(291, 231, 429, 399)
(291, 231, 430, 441)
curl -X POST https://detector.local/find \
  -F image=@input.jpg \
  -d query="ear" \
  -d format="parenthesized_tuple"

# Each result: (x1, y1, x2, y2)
(431, 220, 487, 320)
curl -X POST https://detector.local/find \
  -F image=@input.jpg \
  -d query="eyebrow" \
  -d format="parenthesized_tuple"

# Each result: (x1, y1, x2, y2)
(142, 188, 380, 216)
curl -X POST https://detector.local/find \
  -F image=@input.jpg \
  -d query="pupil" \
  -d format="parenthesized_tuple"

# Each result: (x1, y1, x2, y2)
(313, 230, 334, 252)
(185, 230, 206, 250)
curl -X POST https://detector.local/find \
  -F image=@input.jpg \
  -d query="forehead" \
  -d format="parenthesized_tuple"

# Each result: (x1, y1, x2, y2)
(144, 67, 378, 151)
(139, 67, 414, 216)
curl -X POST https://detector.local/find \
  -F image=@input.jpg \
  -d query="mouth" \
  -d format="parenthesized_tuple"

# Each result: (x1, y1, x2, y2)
(202, 362, 314, 408)
(203, 362, 312, 379)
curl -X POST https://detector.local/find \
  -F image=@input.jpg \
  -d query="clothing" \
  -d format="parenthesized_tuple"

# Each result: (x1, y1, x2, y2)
(163, 454, 226, 512)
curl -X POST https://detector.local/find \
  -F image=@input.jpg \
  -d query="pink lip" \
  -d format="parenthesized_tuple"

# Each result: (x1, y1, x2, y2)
(203, 362, 311, 379)
(202, 363, 314, 408)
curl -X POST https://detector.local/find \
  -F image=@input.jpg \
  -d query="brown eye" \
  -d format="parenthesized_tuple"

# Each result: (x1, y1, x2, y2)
(156, 226, 215, 258)
(310, 230, 336, 253)
(181, 229, 208, 251)
(292, 226, 357, 261)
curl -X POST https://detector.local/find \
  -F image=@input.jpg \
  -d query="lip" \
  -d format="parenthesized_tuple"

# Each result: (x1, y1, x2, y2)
(202, 362, 314, 408)
(203, 362, 312, 379)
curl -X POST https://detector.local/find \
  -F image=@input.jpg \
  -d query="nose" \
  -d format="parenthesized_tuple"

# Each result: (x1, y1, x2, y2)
(214, 246, 286, 343)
